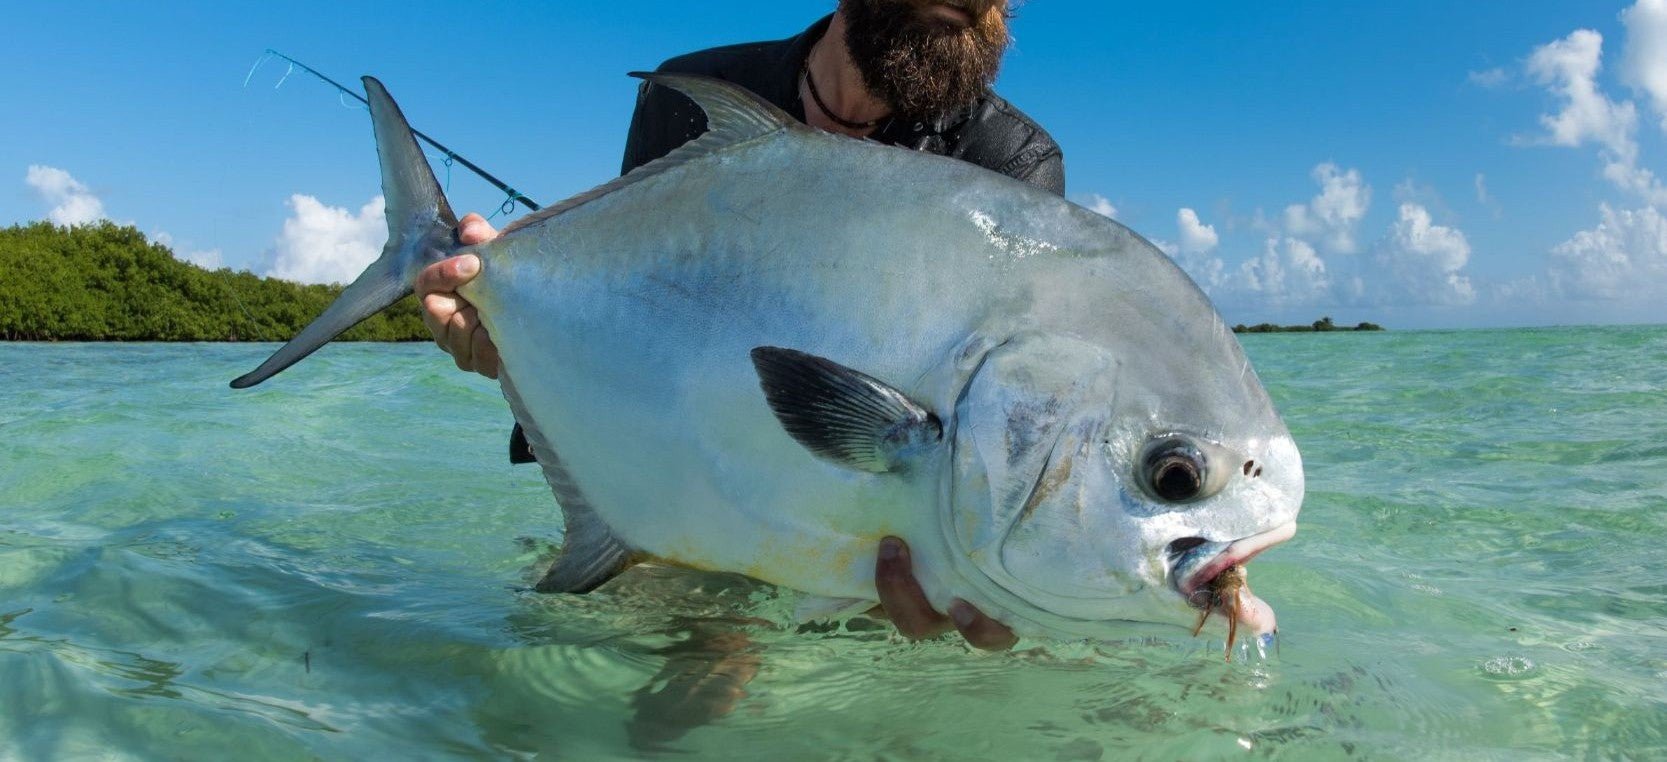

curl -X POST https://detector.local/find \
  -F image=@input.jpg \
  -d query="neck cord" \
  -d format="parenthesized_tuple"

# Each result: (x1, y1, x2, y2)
(802, 59, 887, 130)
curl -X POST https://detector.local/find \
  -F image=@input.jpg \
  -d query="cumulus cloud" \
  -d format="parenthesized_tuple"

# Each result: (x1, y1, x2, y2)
(1502, 5, 1667, 308)
(1176, 208, 1219, 254)
(25, 165, 106, 226)
(1282, 163, 1371, 253)
(1229, 236, 1331, 306)
(1176, 165, 1481, 313)
(1549, 203, 1667, 298)
(1526, 29, 1636, 150)
(1622, 0, 1667, 132)
(1369, 203, 1476, 305)
(267, 194, 387, 285)
(1081, 193, 1118, 219)
(1525, 27, 1667, 205)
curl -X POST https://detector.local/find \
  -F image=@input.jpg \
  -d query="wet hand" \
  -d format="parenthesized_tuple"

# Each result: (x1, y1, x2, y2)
(417, 213, 501, 379)
(874, 536, 1018, 651)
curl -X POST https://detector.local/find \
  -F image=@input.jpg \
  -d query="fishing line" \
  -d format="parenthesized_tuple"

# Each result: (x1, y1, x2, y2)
(244, 49, 542, 213)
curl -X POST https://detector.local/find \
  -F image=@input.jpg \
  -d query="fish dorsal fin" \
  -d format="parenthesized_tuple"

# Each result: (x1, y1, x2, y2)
(501, 72, 799, 237)
(750, 347, 943, 473)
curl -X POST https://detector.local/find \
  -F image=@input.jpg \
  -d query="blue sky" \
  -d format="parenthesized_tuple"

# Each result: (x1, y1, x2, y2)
(4, 0, 1666, 328)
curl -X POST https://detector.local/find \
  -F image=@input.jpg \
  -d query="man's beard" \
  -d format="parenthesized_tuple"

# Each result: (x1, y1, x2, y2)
(841, 0, 1011, 121)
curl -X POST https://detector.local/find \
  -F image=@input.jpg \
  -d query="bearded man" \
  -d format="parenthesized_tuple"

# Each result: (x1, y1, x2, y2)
(420, 0, 1063, 651)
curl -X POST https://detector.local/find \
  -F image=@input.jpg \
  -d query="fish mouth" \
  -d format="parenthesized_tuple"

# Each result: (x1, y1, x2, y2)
(1168, 521, 1297, 602)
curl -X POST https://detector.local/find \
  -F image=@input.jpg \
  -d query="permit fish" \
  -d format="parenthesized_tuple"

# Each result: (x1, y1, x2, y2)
(232, 74, 1302, 643)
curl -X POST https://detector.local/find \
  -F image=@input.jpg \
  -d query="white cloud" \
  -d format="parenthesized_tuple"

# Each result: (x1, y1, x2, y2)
(1469, 67, 1510, 89)
(1526, 29, 1636, 151)
(150, 230, 224, 270)
(1176, 208, 1219, 254)
(1282, 163, 1371, 253)
(1082, 193, 1118, 219)
(25, 165, 106, 226)
(1524, 27, 1667, 205)
(1504, 8, 1667, 312)
(1170, 247, 1224, 293)
(182, 249, 224, 269)
(1369, 203, 1476, 305)
(1549, 203, 1667, 299)
(1166, 166, 1351, 310)
(1227, 236, 1331, 307)
(1622, 0, 1667, 132)
(267, 194, 387, 285)
(1192, 234, 1330, 312)
(1186, 172, 1478, 312)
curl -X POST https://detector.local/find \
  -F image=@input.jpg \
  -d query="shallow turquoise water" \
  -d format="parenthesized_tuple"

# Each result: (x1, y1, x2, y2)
(2, 328, 1665, 760)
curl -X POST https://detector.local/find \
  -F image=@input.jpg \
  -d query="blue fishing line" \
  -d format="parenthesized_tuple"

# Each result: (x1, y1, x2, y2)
(487, 193, 520, 221)
(240, 52, 272, 89)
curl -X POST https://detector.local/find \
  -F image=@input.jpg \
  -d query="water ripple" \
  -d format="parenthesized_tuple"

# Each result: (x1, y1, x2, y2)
(2, 331, 1666, 758)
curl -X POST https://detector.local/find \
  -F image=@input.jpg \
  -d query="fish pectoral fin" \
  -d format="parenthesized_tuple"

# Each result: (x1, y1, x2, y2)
(750, 346, 942, 473)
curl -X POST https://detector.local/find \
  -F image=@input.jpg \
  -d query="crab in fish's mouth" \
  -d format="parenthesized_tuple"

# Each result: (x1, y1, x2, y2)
(1164, 522, 1296, 660)
(1167, 521, 1296, 598)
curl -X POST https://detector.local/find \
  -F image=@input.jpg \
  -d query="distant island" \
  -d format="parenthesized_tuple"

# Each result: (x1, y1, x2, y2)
(1233, 317, 1384, 333)
(0, 221, 426, 342)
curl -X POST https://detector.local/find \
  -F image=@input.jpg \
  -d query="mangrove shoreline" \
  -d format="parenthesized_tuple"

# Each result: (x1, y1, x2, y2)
(0, 221, 427, 342)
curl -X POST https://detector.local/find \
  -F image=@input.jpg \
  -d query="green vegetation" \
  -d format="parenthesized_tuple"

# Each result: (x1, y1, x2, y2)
(0, 221, 427, 341)
(1233, 316, 1384, 333)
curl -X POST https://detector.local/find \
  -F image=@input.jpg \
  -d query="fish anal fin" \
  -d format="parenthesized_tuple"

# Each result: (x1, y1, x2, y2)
(750, 347, 942, 473)
(534, 529, 637, 594)
(501, 374, 639, 594)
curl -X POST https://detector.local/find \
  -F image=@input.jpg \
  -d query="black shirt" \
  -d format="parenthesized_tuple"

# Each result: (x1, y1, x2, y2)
(621, 15, 1065, 193)
(510, 16, 1066, 464)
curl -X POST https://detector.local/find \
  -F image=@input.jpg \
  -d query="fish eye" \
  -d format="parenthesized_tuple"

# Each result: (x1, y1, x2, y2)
(1140, 436, 1212, 503)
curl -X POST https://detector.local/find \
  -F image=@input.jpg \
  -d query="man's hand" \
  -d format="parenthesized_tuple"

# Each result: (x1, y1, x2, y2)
(875, 536, 1018, 651)
(418, 213, 501, 379)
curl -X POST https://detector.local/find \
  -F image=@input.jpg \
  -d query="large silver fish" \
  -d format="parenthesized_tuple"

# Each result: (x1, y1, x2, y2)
(233, 74, 1302, 642)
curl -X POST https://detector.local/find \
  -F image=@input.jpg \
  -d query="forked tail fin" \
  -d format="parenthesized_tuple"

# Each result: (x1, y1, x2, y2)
(231, 76, 458, 388)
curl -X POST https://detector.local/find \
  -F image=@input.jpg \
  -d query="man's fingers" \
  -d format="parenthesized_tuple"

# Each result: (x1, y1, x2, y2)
(875, 537, 953, 640)
(874, 537, 1019, 649)
(413, 214, 498, 380)
(457, 213, 499, 245)
(949, 599, 1019, 651)
(414, 254, 481, 297)
(422, 292, 462, 336)
(445, 305, 482, 371)
(471, 324, 500, 379)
